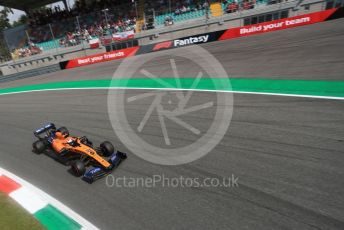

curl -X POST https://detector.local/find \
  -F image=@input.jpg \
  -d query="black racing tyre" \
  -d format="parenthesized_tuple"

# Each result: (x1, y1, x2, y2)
(33, 140, 45, 154)
(100, 141, 114, 157)
(71, 161, 86, 177)
(57, 127, 69, 137)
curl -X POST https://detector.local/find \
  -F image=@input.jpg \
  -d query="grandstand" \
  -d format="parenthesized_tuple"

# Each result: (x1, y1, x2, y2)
(0, 0, 342, 76)
(155, 9, 207, 26)
(1, 0, 283, 57)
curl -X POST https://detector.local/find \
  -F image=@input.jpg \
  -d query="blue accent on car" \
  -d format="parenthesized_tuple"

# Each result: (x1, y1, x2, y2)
(44, 123, 54, 129)
(109, 152, 122, 166)
(34, 123, 56, 136)
(111, 154, 118, 162)
(85, 167, 102, 177)
(47, 136, 54, 144)
(35, 127, 45, 134)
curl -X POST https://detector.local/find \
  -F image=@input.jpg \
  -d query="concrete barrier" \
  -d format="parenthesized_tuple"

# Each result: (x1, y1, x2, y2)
(0, 47, 106, 76)
(0, 64, 61, 84)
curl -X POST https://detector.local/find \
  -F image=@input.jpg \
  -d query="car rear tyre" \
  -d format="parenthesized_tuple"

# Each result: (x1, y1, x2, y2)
(71, 161, 86, 177)
(33, 140, 45, 154)
(100, 141, 114, 157)
(57, 127, 69, 137)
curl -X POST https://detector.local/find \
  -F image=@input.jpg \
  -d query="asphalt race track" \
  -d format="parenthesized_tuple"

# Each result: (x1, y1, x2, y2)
(1, 19, 344, 229)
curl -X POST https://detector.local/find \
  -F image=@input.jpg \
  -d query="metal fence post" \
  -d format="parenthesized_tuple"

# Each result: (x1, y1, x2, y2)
(49, 23, 59, 56)
(25, 30, 30, 45)
(135, 1, 139, 19)
(3, 34, 18, 71)
(239, 7, 243, 27)
(76, 16, 87, 56)
(103, 9, 113, 52)
(321, 0, 326, 10)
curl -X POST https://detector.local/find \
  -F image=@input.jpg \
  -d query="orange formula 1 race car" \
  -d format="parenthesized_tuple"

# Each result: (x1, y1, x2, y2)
(32, 123, 127, 183)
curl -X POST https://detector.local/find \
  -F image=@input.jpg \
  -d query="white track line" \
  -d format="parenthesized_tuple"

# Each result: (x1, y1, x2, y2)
(9, 187, 48, 214)
(0, 87, 343, 100)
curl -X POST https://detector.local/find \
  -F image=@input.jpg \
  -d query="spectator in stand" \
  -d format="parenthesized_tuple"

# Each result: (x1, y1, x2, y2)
(66, 32, 77, 46)
(11, 41, 42, 59)
(243, 0, 252, 10)
(203, 0, 210, 20)
(203, 1, 210, 10)
(227, 1, 239, 13)
(82, 28, 92, 41)
(141, 22, 148, 31)
(164, 16, 174, 26)
(181, 5, 187, 13)
(225, 0, 255, 13)
(96, 24, 103, 37)
(28, 42, 42, 55)
(59, 38, 66, 47)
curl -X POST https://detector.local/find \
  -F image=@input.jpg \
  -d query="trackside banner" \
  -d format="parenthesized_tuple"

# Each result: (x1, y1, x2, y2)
(136, 31, 224, 54)
(60, 47, 139, 69)
(219, 8, 337, 40)
(138, 8, 338, 54)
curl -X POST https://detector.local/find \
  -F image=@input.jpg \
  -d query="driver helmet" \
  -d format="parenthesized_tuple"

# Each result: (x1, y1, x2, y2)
(67, 138, 77, 146)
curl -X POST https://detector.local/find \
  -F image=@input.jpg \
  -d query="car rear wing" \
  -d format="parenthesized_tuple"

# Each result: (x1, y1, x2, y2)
(34, 123, 56, 137)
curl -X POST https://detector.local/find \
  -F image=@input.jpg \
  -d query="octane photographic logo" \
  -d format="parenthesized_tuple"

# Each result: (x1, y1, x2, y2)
(108, 45, 233, 165)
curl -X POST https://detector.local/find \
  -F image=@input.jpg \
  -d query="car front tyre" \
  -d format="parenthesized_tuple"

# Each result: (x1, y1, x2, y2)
(100, 141, 115, 157)
(71, 161, 86, 177)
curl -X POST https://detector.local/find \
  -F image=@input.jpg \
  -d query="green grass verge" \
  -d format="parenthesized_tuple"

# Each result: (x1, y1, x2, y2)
(0, 192, 46, 230)
(1, 78, 344, 98)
